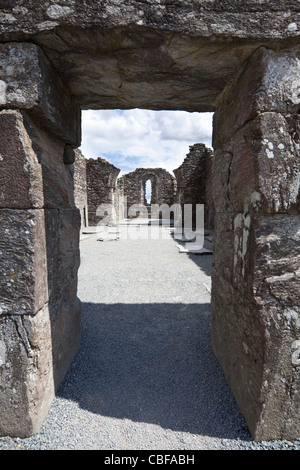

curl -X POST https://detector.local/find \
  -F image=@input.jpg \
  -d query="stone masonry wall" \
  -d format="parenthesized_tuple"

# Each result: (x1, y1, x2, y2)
(117, 168, 176, 218)
(86, 157, 120, 226)
(0, 110, 81, 438)
(0, 43, 81, 438)
(173, 143, 214, 229)
(74, 149, 88, 228)
(211, 47, 300, 441)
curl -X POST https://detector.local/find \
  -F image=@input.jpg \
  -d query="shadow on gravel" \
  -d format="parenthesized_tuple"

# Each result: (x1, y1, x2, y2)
(186, 252, 213, 277)
(57, 301, 251, 441)
(169, 230, 214, 277)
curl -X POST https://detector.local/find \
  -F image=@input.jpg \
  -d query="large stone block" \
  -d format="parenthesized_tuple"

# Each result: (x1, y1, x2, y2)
(1, 2, 300, 46)
(211, 269, 266, 438)
(0, 3, 300, 113)
(229, 113, 300, 214)
(1, 0, 300, 40)
(212, 269, 300, 440)
(46, 208, 81, 312)
(252, 214, 300, 305)
(213, 47, 300, 148)
(0, 110, 43, 209)
(210, 149, 234, 213)
(0, 293, 80, 438)
(0, 43, 80, 146)
(0, 207, 81, 437)
(0, 209, 48, 316)
(0, 42, 81, 439)
(211, 212, 300, 440)
(215, 212, 300, 302)
(211, 46, 300, 441)
(22, 112, 76, 210)
(45, 208, 81, 387)
(0, 110, 76, 210)
(0, 306, 55, 438)
(212, 212, 235, 284)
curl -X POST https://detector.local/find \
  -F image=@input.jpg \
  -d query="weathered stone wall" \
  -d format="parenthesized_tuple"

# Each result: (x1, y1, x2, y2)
(1, 2, 300, 113)
(173, 143, 214, 228)
(3, 1, 300, 41)
(0, 110, 81, 438)
(74, 149, 88, 228)
(211, 47, 300, 441)
(0, 43, 81, 438)
(117, 168, 176, 218)
(86, 157, 120, 226)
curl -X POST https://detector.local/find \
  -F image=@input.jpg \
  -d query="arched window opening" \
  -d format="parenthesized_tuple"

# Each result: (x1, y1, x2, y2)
(145, 179, 152, 205)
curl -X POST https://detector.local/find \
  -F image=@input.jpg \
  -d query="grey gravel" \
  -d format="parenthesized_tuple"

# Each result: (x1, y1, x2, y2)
(0, 222, 299, 450)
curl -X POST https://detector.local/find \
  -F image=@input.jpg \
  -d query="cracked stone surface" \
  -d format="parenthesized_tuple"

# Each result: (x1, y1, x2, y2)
(2, 2, 300, 111)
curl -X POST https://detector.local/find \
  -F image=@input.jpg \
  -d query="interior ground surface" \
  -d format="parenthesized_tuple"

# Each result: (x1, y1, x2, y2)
(0, 221, 299, 450)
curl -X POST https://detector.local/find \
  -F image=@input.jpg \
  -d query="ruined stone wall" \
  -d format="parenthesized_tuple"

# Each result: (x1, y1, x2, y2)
(74, 149, 88, 228)
(86, 157, 120, 226)
(173, 143, 214, 228)
(0, 42, 81, 438)
(211, 47, 300, 441)
(117, 168, 176, 218)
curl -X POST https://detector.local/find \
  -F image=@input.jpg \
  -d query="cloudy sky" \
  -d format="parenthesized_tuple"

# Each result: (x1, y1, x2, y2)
(80, 109, 214, 176)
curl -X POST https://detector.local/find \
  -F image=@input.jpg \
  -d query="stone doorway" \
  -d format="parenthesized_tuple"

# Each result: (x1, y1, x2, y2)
(0, 3, 299, 442)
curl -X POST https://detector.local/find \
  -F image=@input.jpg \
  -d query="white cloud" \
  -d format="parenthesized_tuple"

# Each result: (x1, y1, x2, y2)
(79, 109, 213, 175)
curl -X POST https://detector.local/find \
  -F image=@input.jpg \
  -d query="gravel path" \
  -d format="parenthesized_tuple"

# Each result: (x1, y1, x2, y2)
(0, 222, 299, 450)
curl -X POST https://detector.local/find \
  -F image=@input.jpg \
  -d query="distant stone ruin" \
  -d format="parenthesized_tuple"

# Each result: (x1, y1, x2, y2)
(174, 143, 214, 229)
(117, 167, 177, 219)
(75, 146, 212, 226)
(86, 157, 120, 226)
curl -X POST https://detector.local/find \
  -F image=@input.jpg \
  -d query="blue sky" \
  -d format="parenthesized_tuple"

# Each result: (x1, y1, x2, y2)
(80, 109, 214, 176)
